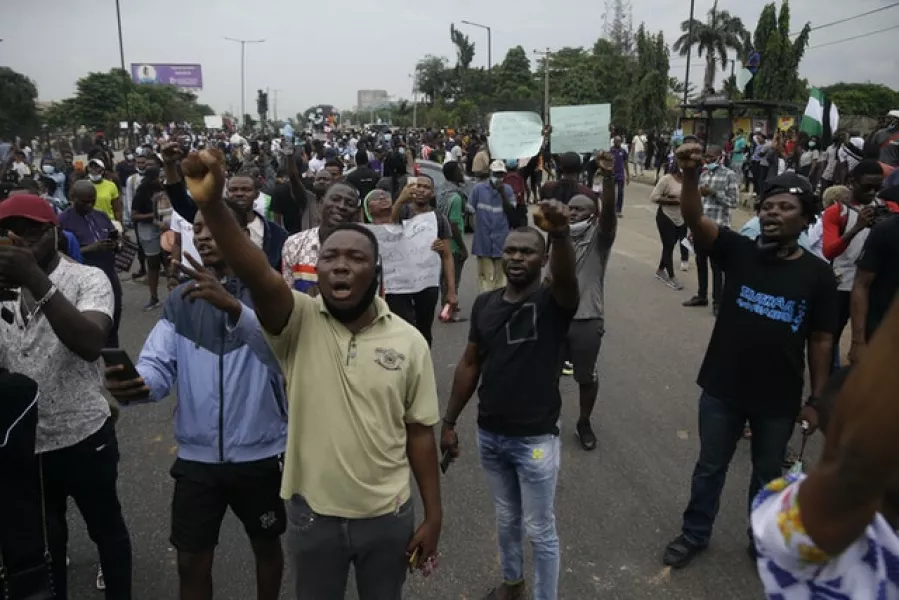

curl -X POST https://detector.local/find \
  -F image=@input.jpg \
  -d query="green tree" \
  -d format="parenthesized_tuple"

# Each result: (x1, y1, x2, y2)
(43, 98, 81, 135)
(0, 67, 40, 139)
(415, 55, 450, 105)
(821, 83, 899, 117)
(449, 24, 476, 70)
(751, 1, 810, 102)
(672, 0, 748, 94)
(494, 46, 539, 112)
(631, 27, 671, 131)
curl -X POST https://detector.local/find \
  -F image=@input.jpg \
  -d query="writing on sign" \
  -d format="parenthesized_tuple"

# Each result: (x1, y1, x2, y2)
(550, 104, 611, 154)
(368, 212, 441, 294)
(488, 111, 545, 160)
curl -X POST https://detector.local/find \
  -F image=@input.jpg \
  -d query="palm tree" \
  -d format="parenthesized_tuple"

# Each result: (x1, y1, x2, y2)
(672, 0, 748, 94)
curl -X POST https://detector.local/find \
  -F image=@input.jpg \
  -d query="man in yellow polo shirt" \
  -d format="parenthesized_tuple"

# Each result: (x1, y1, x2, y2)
(182, 149, 443, 599)
(87, 158, 122, 222)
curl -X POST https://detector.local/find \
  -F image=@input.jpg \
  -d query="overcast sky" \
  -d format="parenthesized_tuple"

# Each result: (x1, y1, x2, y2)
(3, 0, 897, 119)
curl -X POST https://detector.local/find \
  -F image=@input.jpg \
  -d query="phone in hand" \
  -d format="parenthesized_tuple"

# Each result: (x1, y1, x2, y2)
(108, 229, 120, 241)
(440, 449, 453, 474)
(406, 176, 418, 187)
(101, 348, 141, 381)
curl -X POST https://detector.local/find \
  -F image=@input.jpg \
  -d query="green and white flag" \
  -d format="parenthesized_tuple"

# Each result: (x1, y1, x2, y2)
(800, 88, 839, 137)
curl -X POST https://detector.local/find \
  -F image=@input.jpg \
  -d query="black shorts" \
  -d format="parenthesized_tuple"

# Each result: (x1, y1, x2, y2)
(170, 456, 286, 553)
(563, 319, 604, 384)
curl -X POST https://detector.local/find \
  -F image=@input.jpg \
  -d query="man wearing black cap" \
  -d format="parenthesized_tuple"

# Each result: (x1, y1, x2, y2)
(0, 194, 133, 597)
(661, 144, 838, 569)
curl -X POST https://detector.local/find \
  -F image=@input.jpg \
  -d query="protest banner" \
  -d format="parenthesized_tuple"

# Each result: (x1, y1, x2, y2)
(550, 104, 611, 154)
(203, 115, 223, 129)
(368, 212, 441, 294)
(488, 112, 544, 160)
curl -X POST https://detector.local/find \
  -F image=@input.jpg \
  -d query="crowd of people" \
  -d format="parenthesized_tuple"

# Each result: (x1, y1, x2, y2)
(0, 106, 898, 600)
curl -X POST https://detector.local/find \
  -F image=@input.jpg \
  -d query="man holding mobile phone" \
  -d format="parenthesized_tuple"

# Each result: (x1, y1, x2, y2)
(104, 202, 288, 600)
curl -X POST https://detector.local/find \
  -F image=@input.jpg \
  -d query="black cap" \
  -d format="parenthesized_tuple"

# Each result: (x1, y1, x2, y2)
(762, 173, 814, 200)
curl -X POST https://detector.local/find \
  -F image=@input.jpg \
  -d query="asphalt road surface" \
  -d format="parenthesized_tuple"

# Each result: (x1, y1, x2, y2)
(63, 180, 813, 599)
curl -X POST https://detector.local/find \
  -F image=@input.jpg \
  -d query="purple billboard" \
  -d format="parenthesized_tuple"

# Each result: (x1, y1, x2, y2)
(130, 63, 203, 89)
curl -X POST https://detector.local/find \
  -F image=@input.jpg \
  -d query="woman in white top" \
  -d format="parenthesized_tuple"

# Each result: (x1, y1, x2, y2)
(650, 162, 686, 290)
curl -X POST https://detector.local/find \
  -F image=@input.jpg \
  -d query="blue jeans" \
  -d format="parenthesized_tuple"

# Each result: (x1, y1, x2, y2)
(681, 392, 794, 547)
(478, 429, 561, 600)
(613, 179, 625, 213)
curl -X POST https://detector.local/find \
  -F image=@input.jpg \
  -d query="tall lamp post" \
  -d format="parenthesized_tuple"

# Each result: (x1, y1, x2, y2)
(409, 73, 418, 129)
(114, 0, 134, 147)
(533, 48, 552, 124)
(681, 0, 696, 122)
(223, 37, 265, 129)
(460, 20, 492, 90)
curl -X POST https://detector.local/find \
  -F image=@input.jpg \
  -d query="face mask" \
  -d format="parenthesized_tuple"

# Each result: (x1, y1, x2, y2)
(706, 162, 719, 171)
(137, 168, 145, 175)
(126, 154, 135, 161)
(88, 173, 103, 182)
(489, 176, 501, 186)
(809, 142, 816, 149)
(42, 165, 55, 175)
(570, 219, 593, 236)
(322, 267, 381, 324)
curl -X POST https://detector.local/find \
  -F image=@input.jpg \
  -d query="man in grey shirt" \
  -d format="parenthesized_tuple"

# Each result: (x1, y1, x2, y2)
(561, 152, 618, 450)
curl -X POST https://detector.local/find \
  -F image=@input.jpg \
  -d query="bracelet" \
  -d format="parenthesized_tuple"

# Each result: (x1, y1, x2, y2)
(442, 416, 457, 427)
(25, 283, 58, 323)
(804, 396, 820, 409)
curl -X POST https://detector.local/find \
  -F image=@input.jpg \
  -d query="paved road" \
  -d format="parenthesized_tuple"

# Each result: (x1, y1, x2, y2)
(63, 181, 812, 599)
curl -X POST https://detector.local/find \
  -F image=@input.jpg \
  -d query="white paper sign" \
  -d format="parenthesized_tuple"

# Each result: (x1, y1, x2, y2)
(550, 104, 611, 154)
(488, 111, 544, 160)
(368, 212, 441, 294)
(203, 115, 223, 129)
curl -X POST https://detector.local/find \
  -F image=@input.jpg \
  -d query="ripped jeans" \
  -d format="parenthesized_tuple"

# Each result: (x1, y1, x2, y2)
(284, 495, 414, 600)
(478, 429, 561, 600)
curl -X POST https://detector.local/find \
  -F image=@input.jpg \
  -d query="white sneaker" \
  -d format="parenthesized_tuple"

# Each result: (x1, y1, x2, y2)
(680, 261, 689, 272)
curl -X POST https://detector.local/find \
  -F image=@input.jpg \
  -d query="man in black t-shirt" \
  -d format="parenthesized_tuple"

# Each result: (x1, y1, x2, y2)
(850, 214, 899, 363)
(440, 201, 579, 600)
(345, 149, 379, 200)
(661, 149, 838, 570)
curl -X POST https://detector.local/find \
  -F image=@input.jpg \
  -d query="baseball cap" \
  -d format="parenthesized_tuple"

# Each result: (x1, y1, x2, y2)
(762, 173, 814, 200)
(887, 110, 899, 119)
(0, 194, 59, 226)
(88, 158, 106, 169)
(489, 159, 507, 173)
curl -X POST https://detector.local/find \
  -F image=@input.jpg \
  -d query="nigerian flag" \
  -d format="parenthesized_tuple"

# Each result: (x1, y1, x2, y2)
(800, 88, 839, 138)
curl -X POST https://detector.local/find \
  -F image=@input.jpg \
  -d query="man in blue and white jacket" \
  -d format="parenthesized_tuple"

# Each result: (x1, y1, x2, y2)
(105, 206, 287, 600)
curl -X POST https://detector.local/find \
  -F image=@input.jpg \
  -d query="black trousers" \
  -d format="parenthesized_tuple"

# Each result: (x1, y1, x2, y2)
(44, 420, 132, 599)
(695, 247, 723, 305)
(386, 287, 439, 346)
(655, 207, 687, 278)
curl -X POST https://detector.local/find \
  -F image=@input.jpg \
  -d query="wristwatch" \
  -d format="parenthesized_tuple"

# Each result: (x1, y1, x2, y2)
(804, 395, 820, 410)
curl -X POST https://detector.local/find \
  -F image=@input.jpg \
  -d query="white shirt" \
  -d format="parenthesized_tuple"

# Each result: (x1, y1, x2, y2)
(170, 210, 199, 264)
(229, 133, 247, 148)
(13, 162, 31, 179)
(248, 215, 265, 249)
(632, 135, 646, 154)
(308, 156, 325, 173)
(0, 258, 113, 453)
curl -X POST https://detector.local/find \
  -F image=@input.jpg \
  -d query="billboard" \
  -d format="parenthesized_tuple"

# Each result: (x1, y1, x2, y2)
(357, 89, 388, 111)
(131, 63, 203, 89)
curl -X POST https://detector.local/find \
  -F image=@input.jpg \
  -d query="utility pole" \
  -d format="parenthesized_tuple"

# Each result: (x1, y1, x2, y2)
(681, 0, 696, 122)
(460, 21, 492, 99)
(533, 48, 552, 124)
(223, 37, 265, 129)
(409, 73, 418, 129)
(271, 89, 282, 122)
(114, 0, 134, 148)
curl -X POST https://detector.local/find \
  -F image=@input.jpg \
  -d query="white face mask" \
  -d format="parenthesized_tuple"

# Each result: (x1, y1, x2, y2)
(126, 154, 135, 161)
(808, 142, 816, 148)
(88, 173, 103, 182)
(42, 164, 55, 174)
(489, 176, 501, 186)
(570, 219, 593, 235)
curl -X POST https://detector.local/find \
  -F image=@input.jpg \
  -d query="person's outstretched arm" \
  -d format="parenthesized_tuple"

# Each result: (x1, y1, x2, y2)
(677, 143, 719, 251)
(181, 150, 294, 335)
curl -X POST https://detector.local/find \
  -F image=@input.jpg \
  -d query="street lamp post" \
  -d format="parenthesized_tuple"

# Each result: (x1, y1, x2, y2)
(409, 73, 418, 129)
(223, 37, 265, 129)
(114, 0, 134, 148)
(681, 0, 696, 121)
(460, 20, 492, 90)
(533, 48, 552, 123)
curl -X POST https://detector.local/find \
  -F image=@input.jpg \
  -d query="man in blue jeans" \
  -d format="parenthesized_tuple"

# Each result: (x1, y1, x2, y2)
(441, 200, 579, 600)
(661, 148, 838, 569)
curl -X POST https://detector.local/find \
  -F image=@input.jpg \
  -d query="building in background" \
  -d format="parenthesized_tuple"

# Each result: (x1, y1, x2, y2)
(357, 90, 388, 111)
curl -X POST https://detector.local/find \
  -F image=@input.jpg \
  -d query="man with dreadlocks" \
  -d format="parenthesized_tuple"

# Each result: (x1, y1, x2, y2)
(661, 145, 839, 569)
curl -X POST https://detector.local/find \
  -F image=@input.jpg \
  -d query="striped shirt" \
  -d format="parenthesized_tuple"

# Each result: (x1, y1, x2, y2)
(470, 181, 512, 258)
(699, 165, 739, 229)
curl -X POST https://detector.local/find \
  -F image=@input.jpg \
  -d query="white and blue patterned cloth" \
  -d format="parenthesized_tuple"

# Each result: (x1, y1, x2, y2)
(751, 472, 899, 599)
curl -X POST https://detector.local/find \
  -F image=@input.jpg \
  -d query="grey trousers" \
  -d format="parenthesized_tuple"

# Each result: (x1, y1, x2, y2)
(286, 495, 414, 600)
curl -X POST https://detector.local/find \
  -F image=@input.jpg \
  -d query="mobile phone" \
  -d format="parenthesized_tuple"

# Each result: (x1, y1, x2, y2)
(406, 176, 418, 186)
(101, 348, 141, 381)
(408, 546, 421, 572)
(440, 449, 453, 474)
(108, 229, 120, 241)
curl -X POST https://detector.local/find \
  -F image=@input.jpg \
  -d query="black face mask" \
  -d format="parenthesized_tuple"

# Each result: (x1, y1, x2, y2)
(321, 266, 381, 324)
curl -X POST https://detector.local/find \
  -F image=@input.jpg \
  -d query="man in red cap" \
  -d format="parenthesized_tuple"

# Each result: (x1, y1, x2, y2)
(0, 193, 133, 598)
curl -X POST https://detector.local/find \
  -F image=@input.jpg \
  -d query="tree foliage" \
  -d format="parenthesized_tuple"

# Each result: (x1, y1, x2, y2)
(672, 0, 748, 94)
(42, 69, 215, 135)
(750, 1, 810, 103)
(821, 83, 899, 118)
(0, 67, 40, 139)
